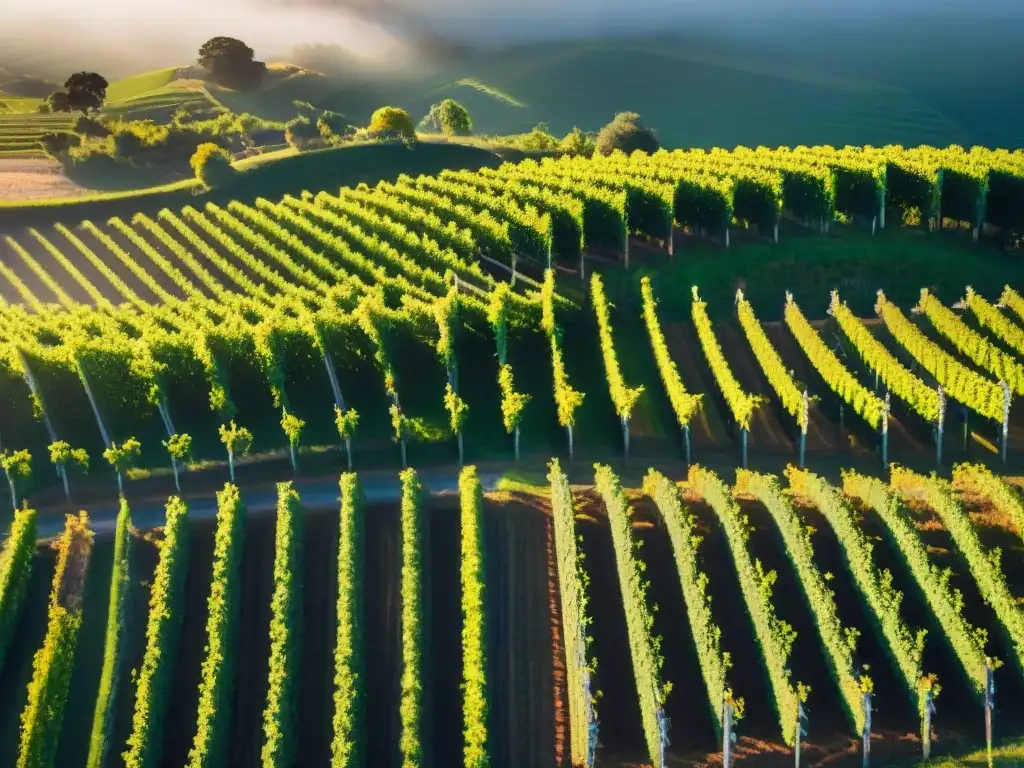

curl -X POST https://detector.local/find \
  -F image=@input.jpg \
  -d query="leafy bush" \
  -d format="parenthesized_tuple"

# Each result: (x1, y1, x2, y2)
(559, 127, 595, 157)
(190, 143, 237, 188)
(421, 99, 472, 136)
(317, 111, 355, 142)
(368, 106, 416, 142)
(517, 123, 559, 153)
(75, 115, 111, 138)
(285, 115, 325, 151)
(40, 132, 81, 157)
(595, 112, 659, 156)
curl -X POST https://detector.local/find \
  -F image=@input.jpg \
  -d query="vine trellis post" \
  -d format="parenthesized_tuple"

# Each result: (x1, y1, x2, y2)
(1000, 381, 1011, 465)
(985, 659, 996, 766)
(862, 691, 873, 768)
(936, 385, 946, 468)
(722, 698, 735, 768)
(881, 393, 890, 469)
(795, 702, 808, 768)
(799, 391, 809, 468)
(923, 689, 936, 760)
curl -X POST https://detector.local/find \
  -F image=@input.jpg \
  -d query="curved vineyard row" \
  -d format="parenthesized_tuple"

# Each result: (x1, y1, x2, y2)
(843, 470, 991, 698)
(594, 465, 669, 767)
(687, 465, 804, 745)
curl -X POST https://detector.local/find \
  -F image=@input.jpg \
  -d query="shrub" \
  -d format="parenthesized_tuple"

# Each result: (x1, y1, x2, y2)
(517, 123, 559, 153)
(284, 115, 325, 151)
(368, 106, 416, 142)
(40, 132, 81, 156)
(41, 91, 71, 113)
(595, 112, 659, 156)
(112, 131, 146, 159)
(190, 143, 237, 188)
(421, 99, 472, 136)
(75, 115, 111, 138)
(560, 127, 595, 157)
(317, 110, 355, 142)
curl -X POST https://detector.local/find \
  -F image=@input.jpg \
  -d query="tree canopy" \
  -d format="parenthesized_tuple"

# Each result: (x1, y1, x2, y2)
(368, 106, 416, 142)
(595, 112, 660, 156)
(39, 72, 107, 114)
(420, 99, 472, 136)
(65, 71, 108, 112)
(198, 36, 266, 90)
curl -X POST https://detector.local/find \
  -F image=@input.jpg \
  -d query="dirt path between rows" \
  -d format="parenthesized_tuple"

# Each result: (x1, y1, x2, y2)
(0, 157, 88, 202)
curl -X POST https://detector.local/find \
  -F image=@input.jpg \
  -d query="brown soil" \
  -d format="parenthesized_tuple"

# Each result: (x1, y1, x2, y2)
(0, 157, 88, 203)
(162, 516, 219, 767)
(714, 323, 795, 454)
(99, 221, 190, 301)
(760, 323, 841, 454)
(661, 322, 732, 449)
(484, 493, 560, 767)
(539, 497, 570, 766)
(362, 501, 402, 767)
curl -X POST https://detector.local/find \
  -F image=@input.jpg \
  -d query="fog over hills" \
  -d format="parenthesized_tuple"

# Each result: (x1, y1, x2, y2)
(2, 0, 1020, 73)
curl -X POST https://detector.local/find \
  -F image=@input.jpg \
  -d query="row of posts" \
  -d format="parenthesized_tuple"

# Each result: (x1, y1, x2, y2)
(720, 661, 997, 768)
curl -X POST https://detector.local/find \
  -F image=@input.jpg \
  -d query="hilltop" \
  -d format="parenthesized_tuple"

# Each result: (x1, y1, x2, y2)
(2, 34, 1015, 148)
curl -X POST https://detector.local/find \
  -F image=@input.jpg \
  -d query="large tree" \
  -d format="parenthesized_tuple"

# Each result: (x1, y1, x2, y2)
(198, 36, 267, 90)
(420, 99, 472, 136)
(64, 71, 108, 114)
(595, 112, 660, 156)
(368, 106, 416, 142)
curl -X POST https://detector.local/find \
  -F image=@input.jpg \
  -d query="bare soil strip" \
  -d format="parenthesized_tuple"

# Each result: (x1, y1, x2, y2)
(0, 157, 88, 203)
(162, 518, 217, 767)
(715, 322, 795, 454)
(662, 322, 732, 449)
(574, 491, 646, 763)
(227, 514, 275, 768)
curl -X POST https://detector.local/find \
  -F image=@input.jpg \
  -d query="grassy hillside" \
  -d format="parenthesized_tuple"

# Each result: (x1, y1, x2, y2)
(0, 38, 994, 149)
(104, 67, 180, 103)
(389, 40, 975, 149)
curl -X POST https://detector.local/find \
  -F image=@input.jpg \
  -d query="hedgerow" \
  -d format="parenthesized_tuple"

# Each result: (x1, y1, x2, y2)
(87, 500, 134, 768)
(261, 482, 306, 768)
(123, 497, 190, 768)
(188, 484, 247, 768)
(331, 473, 365, 766)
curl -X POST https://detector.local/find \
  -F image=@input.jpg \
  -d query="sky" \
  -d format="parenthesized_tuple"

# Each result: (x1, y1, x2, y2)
(1, 0, 1020, 77)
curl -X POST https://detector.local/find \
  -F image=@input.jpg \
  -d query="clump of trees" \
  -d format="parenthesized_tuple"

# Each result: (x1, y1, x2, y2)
(198, 37, 266, 90)
(420, 99, 472, 136)
(39, 72, 109, 115)
(595, 112, 659, 156)
(65, 110, 284, 177)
